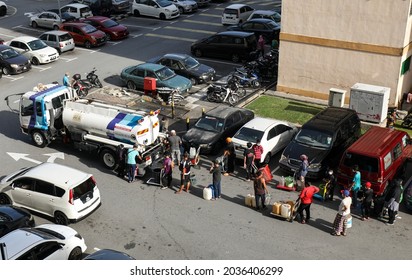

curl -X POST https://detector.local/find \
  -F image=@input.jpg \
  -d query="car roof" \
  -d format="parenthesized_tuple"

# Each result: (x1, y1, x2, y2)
(163, 53, 190, 60)
(0, 228, 47, 259)
(41, 30, 69, 36)
(302, 107, 357, 133)
(225, 4, 251, 9)
(62, 22, 89, 27)
(84, 249, 136, 260)
(346, 126, 408, 157)
(0, 205, 28, 220)
(83, 16, 110, 22)
(137, 62, 165, 71)
(0, 44, 13, 51)
(22, 162, 91, 190)
(205, 106, 248, 119)
(240, 117, 289, 132)
(217, 31, 255, 37)
(11, 36, 38, 43)
(251, 10, 278, 15)
(62, 3, 89, 8)
(246, 18, 276, 24)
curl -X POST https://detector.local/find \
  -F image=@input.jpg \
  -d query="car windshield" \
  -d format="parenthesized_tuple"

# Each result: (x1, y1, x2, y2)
(295, 128, 333, 148)
(28, 39, 47, 50)
(155, 67, 175, 80)
(81, 25, 98, 34)
(158, 0, 173, 7)
(195, 116, 224, 132)
(183, 56, 200, 69)
(267, 21, 280, 29)
(101, 19, 119, 28)
(234, 127, 264, 143)
(0, 48, 20, 59)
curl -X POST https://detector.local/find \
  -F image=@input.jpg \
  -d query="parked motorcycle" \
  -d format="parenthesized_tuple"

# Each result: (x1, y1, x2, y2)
(206, 82, 239, 105)
(72, 74, 92, 97)
(231, 66, 261, 88)
(401, 109, 412, 128)
(86, 67, 103, 88)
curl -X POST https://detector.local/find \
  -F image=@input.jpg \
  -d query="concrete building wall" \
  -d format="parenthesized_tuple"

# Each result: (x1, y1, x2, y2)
(277, 0, 412, 106)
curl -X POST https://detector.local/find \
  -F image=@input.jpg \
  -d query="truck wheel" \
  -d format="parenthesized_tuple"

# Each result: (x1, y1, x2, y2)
(100, 149, 116, 170)
(31, 131, 48, 148)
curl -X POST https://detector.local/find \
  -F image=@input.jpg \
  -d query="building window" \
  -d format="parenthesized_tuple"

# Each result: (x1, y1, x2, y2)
(401, 56, 411, 75)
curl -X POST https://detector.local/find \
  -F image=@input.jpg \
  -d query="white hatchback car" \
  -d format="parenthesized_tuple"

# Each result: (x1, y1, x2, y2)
(6, 36, 59, 65)
(0, 163, 101, 225)
(0, 224, 87, 260)
(232, 117, 298, 164)
(61, 3, 93, 19)
(221, 3, 254, 25)
(132, 0, 180, 20)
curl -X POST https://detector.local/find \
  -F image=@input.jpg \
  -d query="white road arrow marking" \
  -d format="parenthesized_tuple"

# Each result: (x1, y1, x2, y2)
(44, 152, 65, 163)
(7, 153, 42, 164)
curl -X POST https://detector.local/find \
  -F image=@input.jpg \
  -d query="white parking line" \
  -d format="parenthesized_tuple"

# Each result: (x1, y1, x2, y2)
(121, 24, 159, 30)
(31, 65, 51, 72)
(182, 19, 222, 26)
(59, 57, 78, 62)
(145, 33, 196, 42)
(75, 48, 101, 53)
(132, 33, 143, 39)
(0, 32, 15, 38)
(106, 41, 122, 46)
(164, 26, 216, 34)
(1, 75, 24, 82)
(12, 25, 43, 33)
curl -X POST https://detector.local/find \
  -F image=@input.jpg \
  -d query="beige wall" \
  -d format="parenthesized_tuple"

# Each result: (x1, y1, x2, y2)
(278, 0, 412, 106)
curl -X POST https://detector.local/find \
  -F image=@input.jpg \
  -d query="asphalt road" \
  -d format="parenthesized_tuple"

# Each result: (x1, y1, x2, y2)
(0, 0, 411, 260)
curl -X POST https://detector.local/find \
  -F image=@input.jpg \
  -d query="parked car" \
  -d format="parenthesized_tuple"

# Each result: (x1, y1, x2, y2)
(81, 16, 129, 40)
(60, 22, 107, 48)
(61, 3, 93, 19)
(191, 31, 257, 63)
(30, 11, 75, 30)
(0, 45, 32, 75)
(111, 0, 131, 14)
(227, 18, 281, 43)
(132, 0, 180, 20)
(71, 0, 112, 16)
(48, 9, 78, 21)
(0, 224, 86, 260)
(232, 117, 298, 164)
(39, 30, 75, 54)
(5, 36, 59, 65)
(0, 205, 35, 238)
(247, 10, 281, 23)
(170, 0, 197, 14)
(83, 249, 136, 260)
(182, 106, 254, 154)
(193, 0, 209, 8)
(221, 3, 254, 25)
(120, 62, 192, 93)
(0, 162, 102, 225)
(0, 1, 7, 16)
(279, 107, 361, 179)
(147, 53, 215, 85)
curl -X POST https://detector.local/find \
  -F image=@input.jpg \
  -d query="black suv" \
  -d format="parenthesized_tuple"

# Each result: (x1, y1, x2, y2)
(190, 31, 257, 63)
(279, 107, 361, 179)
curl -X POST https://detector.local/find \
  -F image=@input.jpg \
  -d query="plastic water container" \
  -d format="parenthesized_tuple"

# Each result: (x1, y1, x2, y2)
(280, 176, 285, 187)
(245, 194, 254, 207)
(203, 187, 212, 200)
(281, 204, 291, 218)
(346, 216, 352, 229)
(272, 202, 282, 215)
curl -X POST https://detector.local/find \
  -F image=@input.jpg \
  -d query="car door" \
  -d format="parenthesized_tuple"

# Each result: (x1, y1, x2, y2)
(276, 124, 294, 150)
(17, 241, 65, 260)
(202, 35, 222, 58)
(9, 178, 34, 209)
(131, 68, 145, 89)
(266, 125, 280, 155)
(72, 26, 85, 45)
(31, 180, 57, 217)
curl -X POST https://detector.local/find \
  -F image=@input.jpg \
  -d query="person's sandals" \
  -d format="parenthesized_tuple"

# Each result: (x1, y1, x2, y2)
(331, 232, 341, 236)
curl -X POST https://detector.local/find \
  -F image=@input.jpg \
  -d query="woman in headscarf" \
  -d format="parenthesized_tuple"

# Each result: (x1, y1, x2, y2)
(331, 190, 352, 236)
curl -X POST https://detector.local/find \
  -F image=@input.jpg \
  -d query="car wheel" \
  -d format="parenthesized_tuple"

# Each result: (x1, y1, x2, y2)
(53, 25, 59, 30)
(31, 57, 40, 65)
(190, 78, 197, 86)
(133, 9, 140, 17)
(54, 211, 69, 225)
(99, 148, 116, 169)
(0, 6, 6, 16)
(231, 54, 240, 63)
(84, 40, 92, 49)
(127, 80, 137, 90)
(194, 49, 202, 58)
(159, 13, 166, 20)
(2, 67, 10, 75)
(0, 194, 11, 205)
(31, 21, 38, 28)
(68, 247, 82, 260)
(178, 7, 184, 14)
(264, 153, 271, 165)
(55, 48, 62, 55)
(31, 130, 48, 148)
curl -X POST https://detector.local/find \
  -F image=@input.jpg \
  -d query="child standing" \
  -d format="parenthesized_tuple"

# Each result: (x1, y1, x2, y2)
(210, 159, 222, 200)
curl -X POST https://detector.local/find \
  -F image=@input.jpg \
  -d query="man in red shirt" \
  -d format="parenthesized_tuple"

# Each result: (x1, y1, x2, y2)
(252, 139, 264, 169)
(296, 182, 319, 224)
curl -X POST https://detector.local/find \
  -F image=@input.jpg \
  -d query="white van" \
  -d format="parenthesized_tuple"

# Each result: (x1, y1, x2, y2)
(221, 4, 254, 25)
(60, 3, 93, 19)
(0, 163, 101, 225)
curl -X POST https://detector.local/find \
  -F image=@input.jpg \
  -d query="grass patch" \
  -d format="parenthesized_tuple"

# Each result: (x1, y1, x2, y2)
(245, 95, 325, 125)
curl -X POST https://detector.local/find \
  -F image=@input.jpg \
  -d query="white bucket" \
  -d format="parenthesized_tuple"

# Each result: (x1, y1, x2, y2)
(281, 204, 291, 218)
(203, 187, 212, 200)
(346, 216, 352, 229)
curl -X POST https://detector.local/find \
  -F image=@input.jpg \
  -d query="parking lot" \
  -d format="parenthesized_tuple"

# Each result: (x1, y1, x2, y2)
(1, 0, 411, 261)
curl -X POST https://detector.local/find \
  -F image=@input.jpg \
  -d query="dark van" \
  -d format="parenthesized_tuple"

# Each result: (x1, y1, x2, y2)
(190, 31, 257, 63)
(279, 107, 361, 179)
(337, 126, 412, 196)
